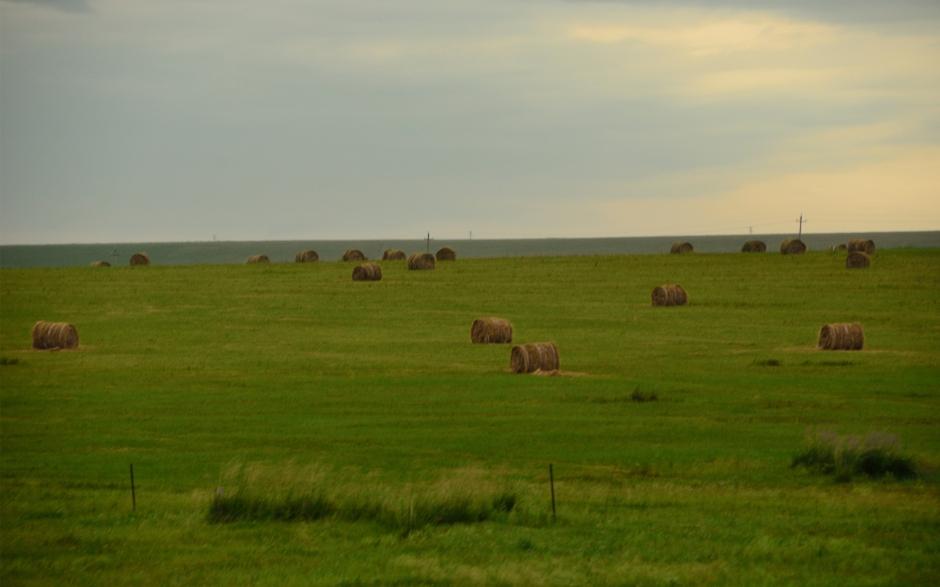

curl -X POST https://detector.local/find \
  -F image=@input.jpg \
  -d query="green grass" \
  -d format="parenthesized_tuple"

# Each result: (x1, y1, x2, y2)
(2, 250, 939, 585)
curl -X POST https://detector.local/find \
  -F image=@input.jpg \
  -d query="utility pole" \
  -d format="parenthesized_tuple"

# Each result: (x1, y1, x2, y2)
(426, 232, 430, 253)
(797, 213, 806, 239)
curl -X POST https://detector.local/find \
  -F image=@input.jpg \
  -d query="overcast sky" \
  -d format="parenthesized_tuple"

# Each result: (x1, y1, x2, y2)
(1, 0, 938, 244)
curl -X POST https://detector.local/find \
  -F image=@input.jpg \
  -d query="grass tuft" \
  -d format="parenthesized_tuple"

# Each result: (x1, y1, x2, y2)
(207, 463, 517, 531)
(791, 430, 918, 482)
(630, 387, 658, 402)
(752, 358, 781, 367)
(0, 357, 20, 366)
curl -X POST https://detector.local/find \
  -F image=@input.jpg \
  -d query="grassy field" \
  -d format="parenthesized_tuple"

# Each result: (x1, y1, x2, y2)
(2, 250, 939, 585)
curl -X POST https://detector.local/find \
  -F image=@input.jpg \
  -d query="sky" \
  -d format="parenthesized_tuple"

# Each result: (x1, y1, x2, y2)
(1, 0, 938, 244)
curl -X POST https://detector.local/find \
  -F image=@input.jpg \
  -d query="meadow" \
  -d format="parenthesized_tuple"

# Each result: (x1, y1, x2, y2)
(1, 249, 939, 585)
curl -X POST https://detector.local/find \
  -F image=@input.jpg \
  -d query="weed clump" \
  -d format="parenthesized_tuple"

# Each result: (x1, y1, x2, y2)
(0, 357, 20, 366)
(791, 431, 918, 482)
(752, 359, 781, 367)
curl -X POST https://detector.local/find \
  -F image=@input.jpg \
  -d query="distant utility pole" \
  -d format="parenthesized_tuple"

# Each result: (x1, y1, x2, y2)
(426, 232, 430, 253)
(469, 230, 472, 240)
(796, 213, 807, 239)
(749, 225, 753, 235)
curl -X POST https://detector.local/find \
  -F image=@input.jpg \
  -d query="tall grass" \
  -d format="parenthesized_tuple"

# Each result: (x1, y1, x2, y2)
(792, 431, 918, 482)
(207, 463, 518, 532)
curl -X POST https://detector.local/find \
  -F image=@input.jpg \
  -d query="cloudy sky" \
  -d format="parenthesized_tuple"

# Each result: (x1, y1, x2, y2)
(1, 0, 938, 244)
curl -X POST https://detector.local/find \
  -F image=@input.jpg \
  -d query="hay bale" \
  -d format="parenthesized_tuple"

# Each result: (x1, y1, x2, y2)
(408, 253, 436, 270)
(670, 242, 694, 254)
(342, 249, 366, 262)
(352, 262, 382, 281)
(295, 250, 319, 263)
(780, 239, 807, 255)
(129, 253, 150, 266)
(651, 284, 688, 306)
(741, 240, 766, 253)
(436, 247, 457, 261)
(510, 342, 559, 373)
(846, 251, 871, 269)
(90, 260, 111, 267)
(818, 323, 864, 350)
(470, 317, 513, 344)
(383, 249, 406, 261)
(847, 239, 875, 255)
(31, 321, 79, 350)
(246, 254, 270, 264)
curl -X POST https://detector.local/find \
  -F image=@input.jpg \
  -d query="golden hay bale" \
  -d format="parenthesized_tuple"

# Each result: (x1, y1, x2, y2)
(246, 254, 270, 264)
(847, 239, 876, 255)
(31, 321, 79, 350)
(408, 253, 436, 270)
(741, 240, 767, 253)
(470, 317, 513, 344)
(90, 260, 111, 267)
(670, 242, 694, 254)
(780, 239, 807, 255)
(846, 251, 871, 269)
(436, 247, 457, 261)
(383, 249, 406, 260)
(295, 250, 319, 263)
(352, 262, 382, 281)
(510, 342, 559, 373)
(342, 249, 366, 262)
(818, 323, 864, 350)
(651, 284, 688, 306)
(129, 253, 150, 266)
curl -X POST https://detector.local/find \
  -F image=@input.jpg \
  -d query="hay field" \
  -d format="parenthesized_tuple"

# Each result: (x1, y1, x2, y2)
(1, 250, 939, 585)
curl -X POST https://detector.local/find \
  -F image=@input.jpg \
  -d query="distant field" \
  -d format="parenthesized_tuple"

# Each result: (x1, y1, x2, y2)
(2, 250, 939, 585)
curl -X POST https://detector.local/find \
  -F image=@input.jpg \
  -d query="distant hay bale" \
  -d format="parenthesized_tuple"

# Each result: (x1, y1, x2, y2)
(670, 242, 694, 254)
(510, 342, 559, 373)
(246, 254, 270, 264)
(295, 250, 319, 263)
(352, 262, 382, 281)
(780, 239, 807, 255)
(342, 249, 366, 262)
(436, 247, 457, 261)
(408, 253, 436, 270)
(470, 317, 513, 344)
(383, 249, 406, 260)
(90, 260, 111, 267)
(846, 251, 871, 269)
(741, 240, 766, 253)
(129, 253, 150, 266)
(818, 323, 864, 350)
(847, 239, 875, 255)
(31, 321, 79, 350)
(651, 284, 688, 306)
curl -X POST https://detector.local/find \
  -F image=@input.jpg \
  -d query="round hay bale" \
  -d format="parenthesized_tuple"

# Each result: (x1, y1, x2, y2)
(408, 253, 436, 270)
(295, 250, 319, 263)
(818, 323, 864, 350)
(510, 342, 559, 373)
(31, 320, 79, 350)
(846, 251, 871, 269)
(129, 253, 150, 266)
(780, 239, 807, 255)
(90, 260, 111, 267)
(383, 249, 406, 261)
(342, 249, 366, 262)
(670, 242, 694, 254)
(470, 317, 513, 344)
(847, 239, 875, 255)
(352, 262, 382, 281)
(741, 240, 766, 253)
(651, 284, 688, 306)
(436, 247, 457, 261)
(246, 254, 270, 264)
